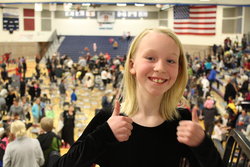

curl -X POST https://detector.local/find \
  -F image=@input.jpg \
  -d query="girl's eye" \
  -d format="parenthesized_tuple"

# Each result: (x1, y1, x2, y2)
(167, 60, 176, 64)
(146, 57, 155, 61)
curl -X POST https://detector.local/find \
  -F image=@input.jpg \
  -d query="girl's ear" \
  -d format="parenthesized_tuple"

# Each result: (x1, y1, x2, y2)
(129, 59, 136, 75)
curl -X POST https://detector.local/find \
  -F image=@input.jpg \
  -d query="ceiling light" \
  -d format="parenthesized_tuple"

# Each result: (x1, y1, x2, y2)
(82, 3, 91, 6)
(161, 5, 170, 10)
(135, 3, 145, 7)
(35, 3, 43, 11)
(156, 4, 163, 8)
(116, 3, 127, 6)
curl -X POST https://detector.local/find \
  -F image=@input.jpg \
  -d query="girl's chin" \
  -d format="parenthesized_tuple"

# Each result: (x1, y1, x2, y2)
(147, 90, 166, 97)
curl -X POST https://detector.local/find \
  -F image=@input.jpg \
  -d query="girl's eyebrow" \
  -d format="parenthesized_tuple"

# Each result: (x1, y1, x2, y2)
(142, 49, 179, 56)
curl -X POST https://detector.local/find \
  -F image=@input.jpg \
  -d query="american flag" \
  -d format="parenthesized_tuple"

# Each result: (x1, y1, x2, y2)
(173, 5, 217, 35)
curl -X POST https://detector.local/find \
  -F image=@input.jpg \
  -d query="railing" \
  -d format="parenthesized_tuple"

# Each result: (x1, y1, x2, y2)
(44, 30, 63, 60)
(179, 129, 250, 167)
(223, 129, 250, 167)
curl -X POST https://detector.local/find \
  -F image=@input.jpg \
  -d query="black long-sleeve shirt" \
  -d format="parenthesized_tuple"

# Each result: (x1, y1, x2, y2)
(53, 108, 225, 167)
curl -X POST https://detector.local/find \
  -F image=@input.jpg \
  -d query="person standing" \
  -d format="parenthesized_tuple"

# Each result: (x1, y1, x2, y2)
(224, 77, 237, 103)
(203, 96, 219, 136)
(3, 120, 44, 167)
(19, 77, 26, 97)
(32, 97, 43, 124)
(208, 66, 219, 90)
(61, 105, 75, 148)
(21, 57, 27, 79)
(101, 68, 108, 89)
(59, 79, 67, 108)
(70, 89, 77, 104)
(8, 98, 25, 121)
(241, 34, 247, 51)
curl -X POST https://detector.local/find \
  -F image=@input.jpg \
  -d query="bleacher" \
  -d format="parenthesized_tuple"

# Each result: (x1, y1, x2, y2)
(57, 36, 132, 62)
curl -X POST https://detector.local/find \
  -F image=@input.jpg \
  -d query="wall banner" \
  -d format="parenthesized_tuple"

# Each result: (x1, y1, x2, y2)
(3, 8, 19, 33)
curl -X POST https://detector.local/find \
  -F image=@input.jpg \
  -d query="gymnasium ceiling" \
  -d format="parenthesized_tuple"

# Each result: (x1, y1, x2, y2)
(0, 0, 250, 6)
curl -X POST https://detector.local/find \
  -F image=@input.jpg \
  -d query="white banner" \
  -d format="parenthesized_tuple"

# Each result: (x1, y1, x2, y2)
(3, 7, 19, 18)
(98, 23, 113, 30)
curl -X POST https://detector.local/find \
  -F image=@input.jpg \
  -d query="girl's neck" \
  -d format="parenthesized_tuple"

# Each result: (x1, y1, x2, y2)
(131, 92, 164, 127)
(136, 90, 162, 113)
(132, 111, 164, 127)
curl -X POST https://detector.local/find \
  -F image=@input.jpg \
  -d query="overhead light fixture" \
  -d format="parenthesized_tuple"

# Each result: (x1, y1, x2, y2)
(82, 3, 91, 6)
(35, 3, 43, 11)
(116, 3, 127, 7)
(156, 4, 163, 8)
(161, 5, 170, 10)
(135, 3, 145, 7)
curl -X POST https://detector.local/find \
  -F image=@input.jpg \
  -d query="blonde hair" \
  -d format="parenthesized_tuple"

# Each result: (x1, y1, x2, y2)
(40, 117, 53, 132)
(121, 27, 188, 120)
(10, 120, 26, 138)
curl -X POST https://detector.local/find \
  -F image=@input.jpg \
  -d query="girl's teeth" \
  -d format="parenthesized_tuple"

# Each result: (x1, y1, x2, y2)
(152, 78, 164, 83)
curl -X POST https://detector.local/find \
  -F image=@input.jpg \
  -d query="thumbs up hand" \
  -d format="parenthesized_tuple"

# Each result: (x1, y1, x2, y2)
(177, 106, 205, 147)
(107, 100, 133, 142)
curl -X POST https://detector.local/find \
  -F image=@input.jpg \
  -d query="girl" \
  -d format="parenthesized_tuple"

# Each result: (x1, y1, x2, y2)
(53, 27, 225, 167)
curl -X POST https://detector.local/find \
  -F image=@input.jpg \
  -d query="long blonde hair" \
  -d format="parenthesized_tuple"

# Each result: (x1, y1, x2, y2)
(121, 27, 188, 120)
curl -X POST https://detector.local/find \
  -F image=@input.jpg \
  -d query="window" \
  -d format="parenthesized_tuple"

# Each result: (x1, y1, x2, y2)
(23, 9, 35, 31)
(222, 7, 242, 34)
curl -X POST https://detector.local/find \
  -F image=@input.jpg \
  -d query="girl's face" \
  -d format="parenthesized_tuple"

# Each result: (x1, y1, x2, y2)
(130, 31, 180, 97)
(69, 106, 74, 111)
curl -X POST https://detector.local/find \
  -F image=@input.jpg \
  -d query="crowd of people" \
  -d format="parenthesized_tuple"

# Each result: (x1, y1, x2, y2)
(0, 28, 249, 166)
(0, 38, 127, 166)
(184, 35, 250, 161)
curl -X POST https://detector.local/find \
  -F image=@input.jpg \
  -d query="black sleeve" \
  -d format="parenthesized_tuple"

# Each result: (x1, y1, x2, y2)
(53, 111, 117, 167)
(190, 136, 226, 167)
(177, 108, 226, 167)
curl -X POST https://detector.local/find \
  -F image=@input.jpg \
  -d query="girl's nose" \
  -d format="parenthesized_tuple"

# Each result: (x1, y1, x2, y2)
(154, 60, 166, 73)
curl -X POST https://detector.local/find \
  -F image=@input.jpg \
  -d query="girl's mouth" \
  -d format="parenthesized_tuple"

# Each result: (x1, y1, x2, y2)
(149, 77, 167, 84)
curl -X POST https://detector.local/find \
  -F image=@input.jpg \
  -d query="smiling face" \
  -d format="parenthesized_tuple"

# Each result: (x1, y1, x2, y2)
(129, 31, 180, 97)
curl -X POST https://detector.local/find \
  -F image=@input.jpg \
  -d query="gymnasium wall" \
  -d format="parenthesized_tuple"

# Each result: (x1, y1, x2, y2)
(0, 4, 249, 59)
(0, 42, 39, 59)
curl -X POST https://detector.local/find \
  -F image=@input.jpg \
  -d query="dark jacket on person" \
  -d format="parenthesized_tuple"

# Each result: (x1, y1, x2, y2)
(38, 131, 61, 167)
(224, 82, 237, 103)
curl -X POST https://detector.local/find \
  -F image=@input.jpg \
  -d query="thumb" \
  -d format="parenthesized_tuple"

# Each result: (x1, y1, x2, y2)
(112, 100, 120, 116)
(192, 106, 199, 123)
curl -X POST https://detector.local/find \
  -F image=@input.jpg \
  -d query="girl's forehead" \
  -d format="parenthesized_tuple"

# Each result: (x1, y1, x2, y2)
(142, 31, 167, 40)
(138, 31, 177, 48)
(135, 32, 180, 54)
